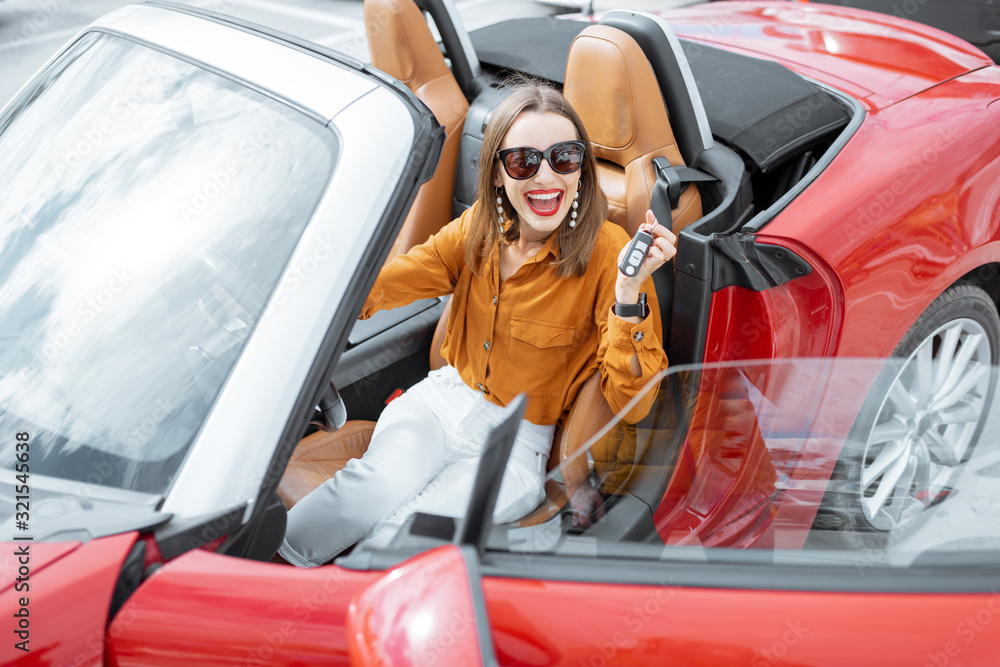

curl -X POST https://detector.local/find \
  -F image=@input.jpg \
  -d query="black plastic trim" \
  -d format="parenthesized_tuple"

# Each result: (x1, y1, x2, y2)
(347, 298, 440, 347)
(459, 545, 500, 667)
(669, 143, 752, 366)
(711, 235, 813, 292)
(478, 551, 1000, 594)
(219, 491, 288, 561)
(155, 504, 246, 561)
(457, 395, 527, 554)
(108, 539, 146, 622)
(334, 298, 445, 389)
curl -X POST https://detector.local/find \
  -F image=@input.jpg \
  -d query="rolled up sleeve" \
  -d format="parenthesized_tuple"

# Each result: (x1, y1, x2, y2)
(358, 210, 470, 319)
(596, 270, 669, 424)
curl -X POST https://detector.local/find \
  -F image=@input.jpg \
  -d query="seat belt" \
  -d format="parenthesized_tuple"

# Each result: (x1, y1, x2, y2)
(648, 157, 717, 349)
(651, 157, 718, 210)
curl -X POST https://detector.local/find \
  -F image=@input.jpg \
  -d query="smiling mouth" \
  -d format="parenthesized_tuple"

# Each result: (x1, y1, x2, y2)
(525, 190, 563, 216)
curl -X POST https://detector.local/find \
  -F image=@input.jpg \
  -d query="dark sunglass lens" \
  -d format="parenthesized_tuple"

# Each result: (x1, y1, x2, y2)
(550, 142, 584, 174)
(506, 148, 540, 179)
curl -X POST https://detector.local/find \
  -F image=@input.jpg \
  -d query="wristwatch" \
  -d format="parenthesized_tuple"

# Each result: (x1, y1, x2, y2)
(615, 292, 648, 319)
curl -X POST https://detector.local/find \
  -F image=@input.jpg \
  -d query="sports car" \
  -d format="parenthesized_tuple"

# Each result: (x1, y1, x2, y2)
(1, 0, 999, 665)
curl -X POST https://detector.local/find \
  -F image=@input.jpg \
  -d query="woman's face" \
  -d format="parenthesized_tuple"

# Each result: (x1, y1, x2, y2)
(494, 110, 582, 241)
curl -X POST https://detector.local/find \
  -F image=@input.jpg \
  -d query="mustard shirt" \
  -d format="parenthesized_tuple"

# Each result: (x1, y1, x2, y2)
(360, 205, 669, 426)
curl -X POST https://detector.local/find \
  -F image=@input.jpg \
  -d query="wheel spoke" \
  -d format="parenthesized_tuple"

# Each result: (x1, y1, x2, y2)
(888, 378, 918, 419)
(931, 325, 962, 393)
(931, 362, 987, 413)
(922, 428, 959, 467)
(861, 448, 912, 524)
(936, 331, 982, 402)
(861, 438, 908, 489)
(869, 419, 911, 446)
(938, 402, 981, 426)
(912, 343, 934, 407)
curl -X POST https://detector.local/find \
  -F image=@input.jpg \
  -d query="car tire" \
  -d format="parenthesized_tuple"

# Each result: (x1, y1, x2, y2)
(813, 284, 1000, 542)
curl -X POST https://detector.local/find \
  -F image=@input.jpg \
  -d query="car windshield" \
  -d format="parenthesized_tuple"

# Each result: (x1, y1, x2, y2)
(0, 33, 338, 494)
(487, 357, 1000, 574)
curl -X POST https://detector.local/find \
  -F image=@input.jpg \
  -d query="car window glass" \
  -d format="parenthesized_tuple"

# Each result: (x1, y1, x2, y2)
(485, 358, 1000, 577)
(0, 33, 338, 494)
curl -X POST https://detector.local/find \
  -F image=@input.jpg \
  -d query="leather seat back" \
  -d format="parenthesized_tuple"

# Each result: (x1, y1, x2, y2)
(365, 0, 469, 259)
(563, 25, 702, 235)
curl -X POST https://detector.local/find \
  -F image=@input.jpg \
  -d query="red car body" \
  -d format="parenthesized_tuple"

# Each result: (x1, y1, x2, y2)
(3, 2, 1000, 666)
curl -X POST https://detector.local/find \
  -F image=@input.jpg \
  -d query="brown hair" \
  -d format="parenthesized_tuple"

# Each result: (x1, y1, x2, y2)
(464, 82, 607, 278)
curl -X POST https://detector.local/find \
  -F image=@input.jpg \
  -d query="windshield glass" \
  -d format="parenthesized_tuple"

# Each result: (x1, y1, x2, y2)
(0, 33, 338, 494)
(489, 357, 999, 573)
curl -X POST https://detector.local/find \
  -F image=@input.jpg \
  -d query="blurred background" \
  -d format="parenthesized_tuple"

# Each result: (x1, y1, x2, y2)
(3, 0, 996, 109)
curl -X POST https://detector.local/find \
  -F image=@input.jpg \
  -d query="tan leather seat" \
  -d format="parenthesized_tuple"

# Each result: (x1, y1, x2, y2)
(278, 299, 614, 528)
(564, 25, 702, 235)
(364, 0, 469, 259)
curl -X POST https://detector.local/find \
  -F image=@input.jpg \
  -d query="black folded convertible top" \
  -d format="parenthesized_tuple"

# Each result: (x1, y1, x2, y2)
(470, 17, 851, 173)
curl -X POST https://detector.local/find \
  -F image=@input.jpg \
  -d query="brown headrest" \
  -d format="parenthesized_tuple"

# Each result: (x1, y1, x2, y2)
(365, 0, 451, 92)
(564, 25, 682, 169)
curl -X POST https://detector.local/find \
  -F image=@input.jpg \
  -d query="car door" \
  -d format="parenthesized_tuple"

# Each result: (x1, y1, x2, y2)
(0, 4, 442, 665)
(345, 359, 1000, 666)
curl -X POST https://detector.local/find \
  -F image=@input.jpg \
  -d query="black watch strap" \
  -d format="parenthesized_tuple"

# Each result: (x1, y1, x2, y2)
(615, 292, 648, 319)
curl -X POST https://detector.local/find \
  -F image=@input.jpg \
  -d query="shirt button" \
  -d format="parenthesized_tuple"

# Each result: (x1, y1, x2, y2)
(484, 341, 491, 351)
(477, 383, 486, 392)
(492, 295, 497, 305)
(634, 331, 644, 342)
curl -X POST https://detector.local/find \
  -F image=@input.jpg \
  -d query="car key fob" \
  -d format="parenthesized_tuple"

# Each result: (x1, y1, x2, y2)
(618, 229, 653, 277)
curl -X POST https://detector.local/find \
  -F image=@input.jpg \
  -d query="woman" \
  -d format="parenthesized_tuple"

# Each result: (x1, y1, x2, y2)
(278, 83, 675, 566)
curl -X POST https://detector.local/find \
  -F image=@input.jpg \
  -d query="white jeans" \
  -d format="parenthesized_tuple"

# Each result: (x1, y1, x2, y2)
(279, 365, 554, 567)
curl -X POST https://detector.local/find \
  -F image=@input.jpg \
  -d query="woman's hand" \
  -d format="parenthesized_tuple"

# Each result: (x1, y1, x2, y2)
(568, 482, 605, 529)
(615, 209, 677, 308)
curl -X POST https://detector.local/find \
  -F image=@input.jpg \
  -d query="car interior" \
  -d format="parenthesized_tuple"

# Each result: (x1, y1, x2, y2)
(260, 0, 859, 564)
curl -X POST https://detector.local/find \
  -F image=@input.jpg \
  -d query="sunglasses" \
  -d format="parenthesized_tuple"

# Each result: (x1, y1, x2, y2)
(496, 140, 586, 180)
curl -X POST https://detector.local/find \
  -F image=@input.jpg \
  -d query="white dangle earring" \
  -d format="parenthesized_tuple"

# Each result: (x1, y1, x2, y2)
(569, 182, 580, 228)
(496, 186, 505, 233)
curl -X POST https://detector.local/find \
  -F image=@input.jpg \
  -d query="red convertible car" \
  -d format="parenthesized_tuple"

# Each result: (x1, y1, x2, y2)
(1, 0, 999, 665)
